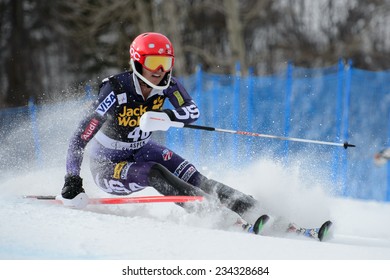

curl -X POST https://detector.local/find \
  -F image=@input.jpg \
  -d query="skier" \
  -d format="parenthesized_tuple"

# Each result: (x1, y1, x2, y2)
(374, 148, 390, 166)
(60, 32, 262, 231)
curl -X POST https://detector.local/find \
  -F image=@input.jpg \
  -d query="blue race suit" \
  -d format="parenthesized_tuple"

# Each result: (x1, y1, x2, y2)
(66, 71, 257, 216)
(66, 71, 200, 195)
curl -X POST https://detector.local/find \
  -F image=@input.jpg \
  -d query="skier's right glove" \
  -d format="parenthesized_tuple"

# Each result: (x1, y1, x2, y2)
(58, 174, 89, 209)
(140, 111, 184, 132)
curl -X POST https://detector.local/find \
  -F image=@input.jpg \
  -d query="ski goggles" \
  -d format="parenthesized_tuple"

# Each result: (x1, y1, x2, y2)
(142, 55, 174, 72)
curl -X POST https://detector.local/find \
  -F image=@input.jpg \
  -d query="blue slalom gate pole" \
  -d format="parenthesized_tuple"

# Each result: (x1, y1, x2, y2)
(28, 97, 42, 167)
(341, 59, 352, 196)
(233, 62, 241, 161)
(332, 59, 345, 190)
(246, 67, 254, 160)
(283, 61, 293, 165)
(387, 109, 390, 201)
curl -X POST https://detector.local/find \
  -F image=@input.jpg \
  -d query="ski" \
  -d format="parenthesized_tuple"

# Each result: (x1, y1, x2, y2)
(287, 220, 333, 242)
(253, 215, 270, 234)
(243, 214, 270, 234)
(23, 195, 204, 205)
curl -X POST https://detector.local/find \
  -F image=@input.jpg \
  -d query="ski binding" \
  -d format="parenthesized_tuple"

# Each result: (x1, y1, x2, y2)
(287, 220, 333, 241)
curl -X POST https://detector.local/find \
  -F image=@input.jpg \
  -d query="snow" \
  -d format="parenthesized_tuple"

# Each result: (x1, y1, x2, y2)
(1, 162, 390, 280)
(1, 161, 390, 260)
(1, 103, 390, 279)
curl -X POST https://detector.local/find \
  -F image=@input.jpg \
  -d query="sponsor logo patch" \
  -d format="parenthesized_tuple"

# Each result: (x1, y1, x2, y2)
(174, 160, 189, 176)
(117, 92, 127, 105)
(117, 105, 148, 127)
(152, 96, 164, 110)
(181, 166, 196, 182)
(173, 91, 185, 106)
(96, 92, 116, 116)
(81, 118, 99, 141)
(182, 166, 196, 182)
(162, 149, 173, 161)
(113, 161, 127, 179)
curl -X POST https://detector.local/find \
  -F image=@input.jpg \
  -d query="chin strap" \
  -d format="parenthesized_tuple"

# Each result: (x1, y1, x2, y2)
(138, 78, 152, 89)
(130, 59, 171, 90)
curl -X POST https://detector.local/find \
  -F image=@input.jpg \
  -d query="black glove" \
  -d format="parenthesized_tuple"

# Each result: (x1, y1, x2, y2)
(62, 174, 85, 199)
(162, 109, 175, 121)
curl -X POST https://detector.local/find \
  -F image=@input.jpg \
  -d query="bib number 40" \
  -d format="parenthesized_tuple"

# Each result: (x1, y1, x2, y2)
(127, 127, 151, 141)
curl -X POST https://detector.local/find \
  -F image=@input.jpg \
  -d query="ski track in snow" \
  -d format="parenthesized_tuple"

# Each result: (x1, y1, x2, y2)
(1, 161, 390, 260)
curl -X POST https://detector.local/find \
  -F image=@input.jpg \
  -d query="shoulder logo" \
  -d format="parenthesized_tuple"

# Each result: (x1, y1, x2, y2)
(117, 92, 127, 105)
(96, 92, 116, 116)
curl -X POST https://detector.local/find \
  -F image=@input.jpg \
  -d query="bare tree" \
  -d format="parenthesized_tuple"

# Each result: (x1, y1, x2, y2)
(5, 0, 29, 107)
(0, 0, 10, 106)
(148, 0, 187, 75)
(1, 0, 390, 107)
(223, 0, 247, 75)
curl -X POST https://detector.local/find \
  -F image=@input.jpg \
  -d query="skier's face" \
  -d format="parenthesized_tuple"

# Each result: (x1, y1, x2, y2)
(142, 67, 165, 86)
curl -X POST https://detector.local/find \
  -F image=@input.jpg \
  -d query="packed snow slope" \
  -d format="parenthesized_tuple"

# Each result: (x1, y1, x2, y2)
(1, 159, 390, 260)
(0, 101, 389, 260)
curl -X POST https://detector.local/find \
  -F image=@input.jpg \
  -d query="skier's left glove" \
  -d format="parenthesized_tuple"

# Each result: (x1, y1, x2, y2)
(62, 175, 84, 198)
(57, 174, 89, 209)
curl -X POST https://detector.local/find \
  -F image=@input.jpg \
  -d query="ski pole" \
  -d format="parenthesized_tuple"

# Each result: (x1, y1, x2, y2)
(139, 111, 355, 149)
(184, 124, 355, 149)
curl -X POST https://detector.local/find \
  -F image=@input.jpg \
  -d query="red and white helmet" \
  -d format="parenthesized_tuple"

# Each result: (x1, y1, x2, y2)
(129, 32, 175, 90)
